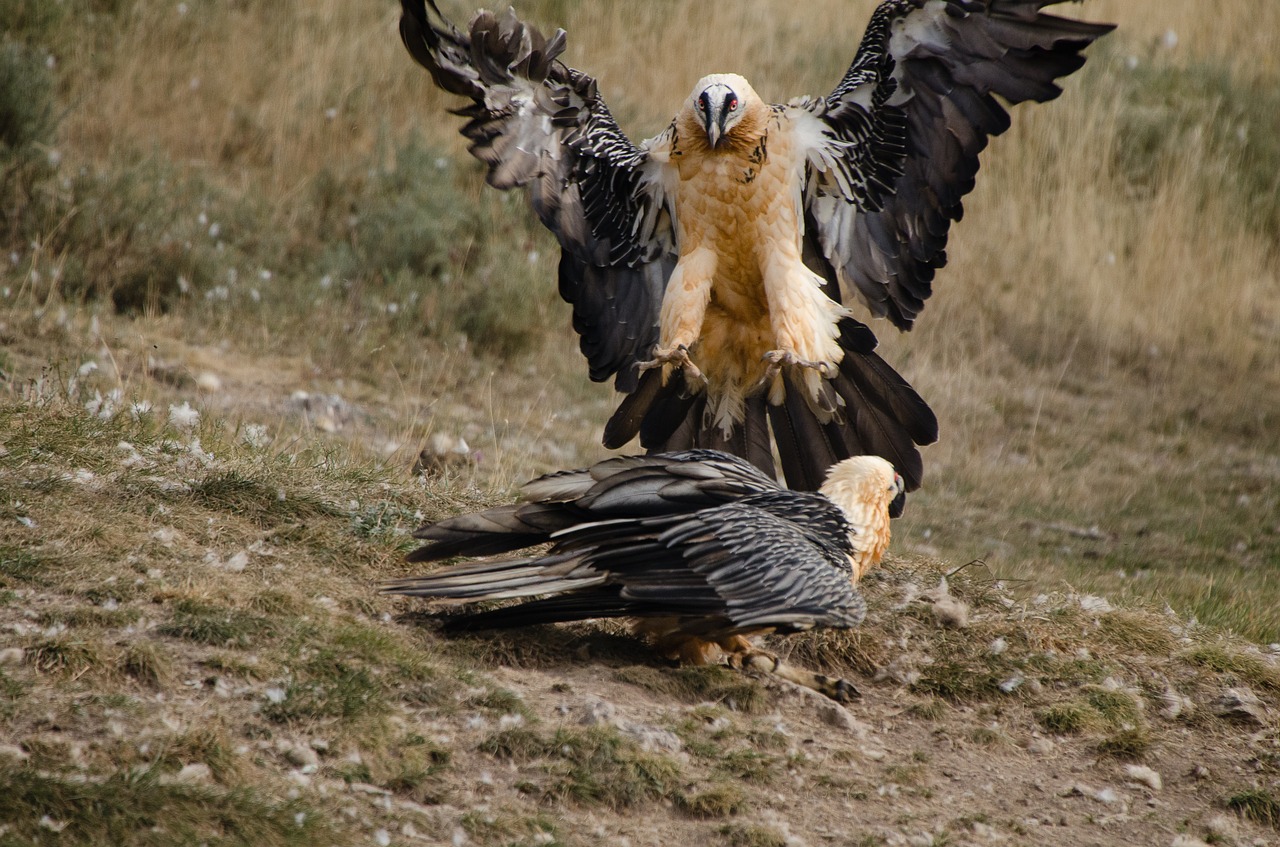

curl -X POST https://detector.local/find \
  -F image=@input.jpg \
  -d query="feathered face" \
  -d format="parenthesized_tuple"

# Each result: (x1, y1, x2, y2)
(820, 455, 906, 522)
(686, 73, 757, 150)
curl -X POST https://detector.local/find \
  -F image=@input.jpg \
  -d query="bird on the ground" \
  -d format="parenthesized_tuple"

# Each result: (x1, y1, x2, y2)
(383, 450, 905, 701)
(397, 0, 1113, 491)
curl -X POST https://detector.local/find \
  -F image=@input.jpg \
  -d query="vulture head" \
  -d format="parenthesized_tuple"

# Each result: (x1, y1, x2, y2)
(684, 73, 763, 151)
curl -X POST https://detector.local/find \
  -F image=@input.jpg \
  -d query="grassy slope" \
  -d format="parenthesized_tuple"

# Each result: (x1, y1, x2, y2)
(3, 397, 1280, 846)
(1, 0, 1280, 842)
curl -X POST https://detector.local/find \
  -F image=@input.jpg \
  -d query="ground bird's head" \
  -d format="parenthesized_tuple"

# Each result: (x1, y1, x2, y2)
(819, 456, 905, 581)
(682, 73, 764, 151)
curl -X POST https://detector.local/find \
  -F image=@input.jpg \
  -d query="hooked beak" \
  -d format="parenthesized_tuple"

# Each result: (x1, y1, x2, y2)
(889, 488, 906, 519)
(699, 90, 729, 148)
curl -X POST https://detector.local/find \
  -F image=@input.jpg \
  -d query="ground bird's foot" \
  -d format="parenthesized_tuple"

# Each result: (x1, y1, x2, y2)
(728, 649, 860, 703)
(761, 349, 834, 377)
(639, 344, 707, 385)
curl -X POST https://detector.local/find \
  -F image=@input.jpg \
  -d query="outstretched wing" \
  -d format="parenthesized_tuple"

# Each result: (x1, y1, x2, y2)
(387, 502, 866, 634)
(796, 0, 1115, 330)
(399, 0, 674, 388)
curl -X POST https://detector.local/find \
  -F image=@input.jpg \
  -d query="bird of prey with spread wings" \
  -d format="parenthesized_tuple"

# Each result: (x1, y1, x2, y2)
(383, 450, 905, 701)
(398, 0, 1113, 491)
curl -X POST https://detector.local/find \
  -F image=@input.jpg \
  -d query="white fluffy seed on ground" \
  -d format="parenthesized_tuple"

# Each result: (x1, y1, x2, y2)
(168, 401, 200, 431)
(196, 372, 222, 392)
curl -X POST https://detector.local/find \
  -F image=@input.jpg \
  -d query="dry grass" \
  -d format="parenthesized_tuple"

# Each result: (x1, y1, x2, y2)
(0, 394, 1279, 844)
(0, 4, 1279, 838)
(5, 0, 1273, 634)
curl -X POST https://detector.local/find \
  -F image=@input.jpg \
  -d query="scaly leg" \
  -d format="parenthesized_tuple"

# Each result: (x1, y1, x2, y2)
(727, 647, 860, 704)
(648, 248, 717, 386)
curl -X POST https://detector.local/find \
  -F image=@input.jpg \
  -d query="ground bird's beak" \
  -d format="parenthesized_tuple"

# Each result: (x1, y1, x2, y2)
(889, 473, 906, 519)
(697, 84, 738, 149)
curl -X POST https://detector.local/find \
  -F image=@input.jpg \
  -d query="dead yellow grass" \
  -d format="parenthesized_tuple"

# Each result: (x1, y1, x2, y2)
(9, 0, 1280, 636)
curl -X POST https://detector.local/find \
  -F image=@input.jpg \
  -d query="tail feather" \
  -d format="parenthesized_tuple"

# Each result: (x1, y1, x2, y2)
(408, 502, 580, 562)
(769, 372, 843, 492)
(837, 319, 938, 446)
(384, 551, 604, 602)
(603, 367, 670, 449)
(439, 588, 636, 632)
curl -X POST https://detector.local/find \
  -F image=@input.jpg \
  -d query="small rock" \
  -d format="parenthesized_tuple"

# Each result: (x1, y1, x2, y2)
(0, 647, 23, 665)
(1204, 814, 1239, 843)
(1213, 687, 1269, 725)
(817, 702, 863, 733)
(282, 743, 319, 769)
(1027, 737, 1055, 756)
(1124, 764, 1162, 791)
(413, 433, 476, 477)
(373, 829, 391, 847)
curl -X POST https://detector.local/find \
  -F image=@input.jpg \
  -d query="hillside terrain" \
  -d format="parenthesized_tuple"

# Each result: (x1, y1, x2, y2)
(2, 0, 1279, 844)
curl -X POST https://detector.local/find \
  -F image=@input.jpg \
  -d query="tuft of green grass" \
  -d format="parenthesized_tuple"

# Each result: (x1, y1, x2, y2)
(677, 783, 747, 818)
(0, 546, 47, 586)
(1096, 726, 1154, 761)
(39, 605, 142, 629)
(0, 669, 24, 719)
(1036, 703, 1097, 736)
(188, 471, 335, 530)
(118, 641, 172, 688)
(262, 652, 389, 724)
(26, 636, 102, 676)
(460, 809, 563, 847)
(714, 749, 780, 786)
(1227, 788, 1280, 829)
(0, 762, 341, 846)
(478, 726, 682, 810)
(719, 823, 789, 847)
(155, 726, 242, 785)
(1183, 644, 1280, 692)
(158, 599, 277, 649)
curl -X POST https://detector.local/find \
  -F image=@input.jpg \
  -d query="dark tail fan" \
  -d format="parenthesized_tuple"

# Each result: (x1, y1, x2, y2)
(407, 501, 582, 563)
(438, 589, 638, 633)
(602, 317, 936, 492)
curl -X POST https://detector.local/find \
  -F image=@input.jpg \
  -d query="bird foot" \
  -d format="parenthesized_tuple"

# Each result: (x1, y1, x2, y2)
(761, 349, 834, 377)
(727, 648, 860, 704)
(639, 344, 707, 385)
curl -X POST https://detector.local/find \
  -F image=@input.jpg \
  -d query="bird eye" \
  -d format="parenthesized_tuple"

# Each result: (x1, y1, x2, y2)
(729, 98, 738, 111)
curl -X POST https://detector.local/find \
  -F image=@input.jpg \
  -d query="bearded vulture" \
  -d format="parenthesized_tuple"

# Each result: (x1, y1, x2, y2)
(398, 0, 1114, 491)
(384, 449, 904, 700)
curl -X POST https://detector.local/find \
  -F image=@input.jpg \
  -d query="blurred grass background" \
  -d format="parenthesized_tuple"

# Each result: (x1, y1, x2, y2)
(1, 0, 1277, 638)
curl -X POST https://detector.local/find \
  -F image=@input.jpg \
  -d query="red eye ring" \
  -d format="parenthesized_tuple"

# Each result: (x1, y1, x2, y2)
(729, 98, 738, 110)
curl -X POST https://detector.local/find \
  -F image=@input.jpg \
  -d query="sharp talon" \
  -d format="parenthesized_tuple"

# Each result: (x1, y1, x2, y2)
(762, 349, 834, 377)
(831, 678, 861, 703)
(640, 345, 706, 384)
